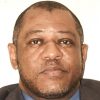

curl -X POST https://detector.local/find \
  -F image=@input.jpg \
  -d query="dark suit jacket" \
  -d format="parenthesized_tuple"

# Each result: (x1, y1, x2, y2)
(0, 79, 100, 100)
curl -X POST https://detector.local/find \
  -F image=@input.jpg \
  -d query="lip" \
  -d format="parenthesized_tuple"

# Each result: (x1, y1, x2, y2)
(40, 68, 67, 78)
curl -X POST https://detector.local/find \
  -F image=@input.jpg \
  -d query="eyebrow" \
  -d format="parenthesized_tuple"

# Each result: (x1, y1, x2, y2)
(25, 30, 43, 39)
(58, 30, 76, 37)
(25, 29, 77, 39)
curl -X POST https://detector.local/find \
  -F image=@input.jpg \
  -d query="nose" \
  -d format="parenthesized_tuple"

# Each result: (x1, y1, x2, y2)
(41, 42, 63, 60)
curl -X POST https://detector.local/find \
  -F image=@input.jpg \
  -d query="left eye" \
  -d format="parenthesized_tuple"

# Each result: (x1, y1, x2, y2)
(58, 39, 74, 46)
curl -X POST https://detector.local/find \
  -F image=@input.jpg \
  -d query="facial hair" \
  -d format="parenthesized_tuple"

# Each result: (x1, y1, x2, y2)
(18, 58, 84, 99)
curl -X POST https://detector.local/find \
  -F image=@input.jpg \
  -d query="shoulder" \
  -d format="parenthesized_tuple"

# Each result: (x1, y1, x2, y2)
(0, 84, 22, 100)
(81, 79, 100, 90)
(0, 84, 18, 95)
(80, 79, 100, 100)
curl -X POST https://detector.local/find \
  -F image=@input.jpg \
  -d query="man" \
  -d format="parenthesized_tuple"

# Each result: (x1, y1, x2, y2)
(0, 1, 100, 100)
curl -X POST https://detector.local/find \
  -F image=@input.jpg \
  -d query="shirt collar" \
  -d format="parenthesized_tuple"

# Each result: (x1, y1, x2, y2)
(22, 90, 80, 100)
(22, 91, 33, 100)
(70, 90, 80, 100)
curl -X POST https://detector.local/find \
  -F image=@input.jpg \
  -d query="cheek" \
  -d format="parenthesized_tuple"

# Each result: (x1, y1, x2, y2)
(62, 52, 83, 87)
(17, 48, 41, 77)
(63, 48, 83, 73)
(17, 45, 40, 65)
(63, 52, 82, 64)
(17, 44, 43, 62)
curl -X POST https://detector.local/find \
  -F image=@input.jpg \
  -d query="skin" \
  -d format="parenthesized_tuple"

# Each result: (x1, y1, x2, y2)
(8, 8, 88, 100)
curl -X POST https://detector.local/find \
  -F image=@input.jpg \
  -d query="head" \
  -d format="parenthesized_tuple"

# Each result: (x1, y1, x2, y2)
(8, 1, 88, 99)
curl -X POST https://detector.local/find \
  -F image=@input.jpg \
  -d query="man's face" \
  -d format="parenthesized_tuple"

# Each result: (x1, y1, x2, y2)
(9, 8, 87, 99)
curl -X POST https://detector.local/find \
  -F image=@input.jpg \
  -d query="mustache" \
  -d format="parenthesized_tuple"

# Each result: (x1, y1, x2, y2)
(39, 59, 70, 74)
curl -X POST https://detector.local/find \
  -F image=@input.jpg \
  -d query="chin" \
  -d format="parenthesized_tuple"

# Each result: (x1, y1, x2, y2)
(36, 90, 68, 99)
(34, 85, 68, 99)
(31, 81, 70, 99)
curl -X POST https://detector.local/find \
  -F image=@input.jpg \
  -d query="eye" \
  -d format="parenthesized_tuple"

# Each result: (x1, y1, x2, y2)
(28, 38, 43, 46)
(58, 38, 74, 47)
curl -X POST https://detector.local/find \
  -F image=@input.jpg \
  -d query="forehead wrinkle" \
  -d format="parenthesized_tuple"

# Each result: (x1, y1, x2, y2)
(24, 29, 77, 40)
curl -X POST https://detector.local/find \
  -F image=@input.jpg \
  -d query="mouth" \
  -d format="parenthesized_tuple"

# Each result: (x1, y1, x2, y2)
(40, 67, 68, 78)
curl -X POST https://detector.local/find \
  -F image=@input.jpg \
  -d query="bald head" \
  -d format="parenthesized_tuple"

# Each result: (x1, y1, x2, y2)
(13, 1, 83, 45)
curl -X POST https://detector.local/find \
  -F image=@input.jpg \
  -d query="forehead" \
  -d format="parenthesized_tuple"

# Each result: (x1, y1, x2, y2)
(23, 8, 75, 25)
(19, 8, 78, 38)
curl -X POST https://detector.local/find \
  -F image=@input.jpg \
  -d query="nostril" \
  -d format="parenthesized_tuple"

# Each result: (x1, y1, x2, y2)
(44, 57, 50, 60)
(44, 55, 62, 60)
(56, 56, 61, 60)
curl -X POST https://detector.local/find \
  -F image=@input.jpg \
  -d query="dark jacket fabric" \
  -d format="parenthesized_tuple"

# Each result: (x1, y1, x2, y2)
(0, 79, 100, 100)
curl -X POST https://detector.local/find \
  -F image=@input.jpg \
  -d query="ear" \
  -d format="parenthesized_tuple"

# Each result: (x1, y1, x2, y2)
(8, 43, 18, 69)
(81, 44, 88, 63)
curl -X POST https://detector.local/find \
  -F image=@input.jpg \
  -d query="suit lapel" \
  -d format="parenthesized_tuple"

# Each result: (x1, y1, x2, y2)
(5, 86, 24, 100)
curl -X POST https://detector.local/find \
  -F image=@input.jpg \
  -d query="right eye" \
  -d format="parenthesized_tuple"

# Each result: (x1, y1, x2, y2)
(28, 38, 43, 46)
